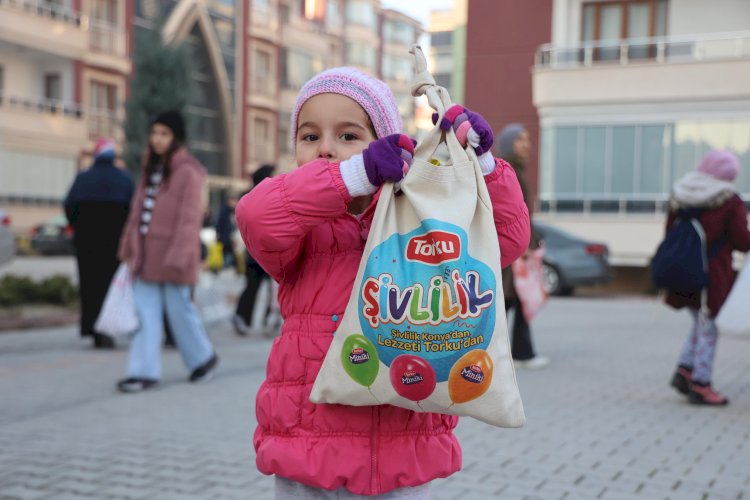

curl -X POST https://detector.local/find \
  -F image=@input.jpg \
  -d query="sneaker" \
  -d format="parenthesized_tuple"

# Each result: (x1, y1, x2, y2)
(514, 356, 550, 369)
(688, 382, 729, 406)
(670, 366, 692, 395)
(189, 353, 219, 383)
(117, 377, 158, 393)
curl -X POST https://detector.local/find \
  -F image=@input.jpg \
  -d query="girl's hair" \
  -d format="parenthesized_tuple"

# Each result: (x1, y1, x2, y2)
(145, 130, 182, 183)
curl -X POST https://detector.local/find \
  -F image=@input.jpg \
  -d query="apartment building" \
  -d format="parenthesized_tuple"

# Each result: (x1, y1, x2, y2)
(428, 0, 467, 105)
(240, 0, 422, 175)
(466, 0, 750, 266)
(533, 0, 750, 265)
(0, 0, 132, 229)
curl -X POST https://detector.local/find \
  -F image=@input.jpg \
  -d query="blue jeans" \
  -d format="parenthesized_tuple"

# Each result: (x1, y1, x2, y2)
(127, 279, 214, 380)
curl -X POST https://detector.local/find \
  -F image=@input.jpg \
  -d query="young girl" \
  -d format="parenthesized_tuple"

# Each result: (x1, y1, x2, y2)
(236, 68, 530, 497)
(667, 150, 750, 405)
(117, 110, 218, 393)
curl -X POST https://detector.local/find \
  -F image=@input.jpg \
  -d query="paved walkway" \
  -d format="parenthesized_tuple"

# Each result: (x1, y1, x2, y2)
(1, 297, 749, 500)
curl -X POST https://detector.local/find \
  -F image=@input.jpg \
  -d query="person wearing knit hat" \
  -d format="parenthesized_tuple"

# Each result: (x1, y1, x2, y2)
(234, 65, 532, 497)
(115, 108, 219, 393)
(64, 138, 134, 349)
(151, 109, 186, 142)
(494, 123, 549, 369)
(665, 149, 750, 406)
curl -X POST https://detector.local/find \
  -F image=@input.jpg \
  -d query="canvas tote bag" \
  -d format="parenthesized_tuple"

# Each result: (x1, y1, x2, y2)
(310, 46, 525, 428)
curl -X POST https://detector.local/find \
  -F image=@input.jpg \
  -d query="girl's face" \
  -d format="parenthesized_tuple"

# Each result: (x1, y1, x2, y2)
(295, 93, 376, 166)
(149, 123, 175, 156)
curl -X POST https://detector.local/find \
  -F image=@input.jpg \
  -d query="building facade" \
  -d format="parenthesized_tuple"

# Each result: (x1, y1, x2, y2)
(533, 0, 750, 265)
(466, 0, 750, 266)
(0, 0, 132, 230)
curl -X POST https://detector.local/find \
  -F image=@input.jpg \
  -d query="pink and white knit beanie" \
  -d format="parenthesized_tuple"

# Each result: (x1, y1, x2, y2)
(291, 67, 402, 143)
(697, 149, 740, 182)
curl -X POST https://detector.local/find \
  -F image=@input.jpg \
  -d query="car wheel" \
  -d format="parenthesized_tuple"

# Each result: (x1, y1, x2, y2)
(541, 263, 564, 296)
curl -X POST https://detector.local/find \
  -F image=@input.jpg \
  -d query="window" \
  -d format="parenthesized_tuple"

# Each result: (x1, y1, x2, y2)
(383, 21, 415, 45)
(431, 31, 453, 47)
(581, 0, 668, 60)
(282, 48, 323, 88)
(345, 42, 376, 71)
(251, 117, 274, 162)
(90, 0, 117, 24)
(326, 0, 343, 31)
(346, 0, 376, 29)
(89, 81, 117, 137)
(44, 74, 61, 101)
(278, 112, 292, 154)
(382, 54, 411, 83)
(253, 49, 273, 95)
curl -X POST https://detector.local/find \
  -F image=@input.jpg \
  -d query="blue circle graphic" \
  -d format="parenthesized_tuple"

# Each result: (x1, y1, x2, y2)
(358, 219, 496, 381)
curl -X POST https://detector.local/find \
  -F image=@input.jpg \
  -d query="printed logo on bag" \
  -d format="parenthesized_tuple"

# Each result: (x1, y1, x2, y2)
(401, 370, 424, 385)
(406, 231, 460, 265)
(349, 347, 371, 364)
(460, 364, 485, 384)
(358, 220, 497, 383)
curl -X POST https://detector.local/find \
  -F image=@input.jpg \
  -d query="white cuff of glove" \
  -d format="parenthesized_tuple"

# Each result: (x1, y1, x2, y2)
(340, 154, 378, 197)
(478, 152, 496, 175)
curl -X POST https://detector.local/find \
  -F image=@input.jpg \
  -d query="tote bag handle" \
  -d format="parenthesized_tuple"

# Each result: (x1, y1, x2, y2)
(409, 45, 473, 167)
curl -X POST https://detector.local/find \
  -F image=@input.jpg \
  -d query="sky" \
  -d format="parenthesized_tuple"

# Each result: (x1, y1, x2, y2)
(380, 0, 455, 28)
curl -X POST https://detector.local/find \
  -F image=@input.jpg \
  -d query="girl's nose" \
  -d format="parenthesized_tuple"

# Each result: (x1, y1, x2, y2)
(318, 138, 334, 160)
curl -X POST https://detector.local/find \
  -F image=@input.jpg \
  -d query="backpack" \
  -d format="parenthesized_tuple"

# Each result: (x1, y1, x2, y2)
(651, 208, 724, 293)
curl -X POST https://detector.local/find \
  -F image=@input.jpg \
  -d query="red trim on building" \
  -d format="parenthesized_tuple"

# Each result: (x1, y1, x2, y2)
(465, 0, 552, 207)
(240, 0, 250, 179)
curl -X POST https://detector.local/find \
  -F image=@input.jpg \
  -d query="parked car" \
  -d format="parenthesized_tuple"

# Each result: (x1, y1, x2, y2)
(535, 222, 613, 296)
(0, 210, 16, 266)
(30, 215, 75, 256)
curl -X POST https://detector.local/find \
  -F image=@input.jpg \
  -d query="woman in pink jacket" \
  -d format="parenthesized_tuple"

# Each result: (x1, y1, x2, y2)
(117, 110, 218, 393)
(236, 68, 530, 498)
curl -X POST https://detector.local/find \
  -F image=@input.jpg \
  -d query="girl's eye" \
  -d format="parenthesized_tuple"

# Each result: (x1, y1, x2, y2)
(301, 134, 318, 142)
(341, 133, 358, 141)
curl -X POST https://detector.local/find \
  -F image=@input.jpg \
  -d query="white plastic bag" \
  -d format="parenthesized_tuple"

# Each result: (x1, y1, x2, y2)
(94, 263, 139, 337)
(716, 255, 750, 336)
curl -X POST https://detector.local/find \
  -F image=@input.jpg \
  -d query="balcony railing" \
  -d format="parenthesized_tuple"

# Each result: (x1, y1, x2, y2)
(536, 31, 750, 69)
(87, 109, 120, 139)
(89, 19, 125, 55)
(0, 0, 85, 26)
(0, 92, 84, 118)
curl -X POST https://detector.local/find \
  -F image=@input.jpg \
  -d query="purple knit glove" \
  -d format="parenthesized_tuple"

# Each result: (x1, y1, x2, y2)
(362, 134, 416, 186)
(432, 105, 494, 155)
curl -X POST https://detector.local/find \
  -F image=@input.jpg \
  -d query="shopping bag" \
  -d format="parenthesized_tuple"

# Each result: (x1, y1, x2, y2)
(716, 254, 750, 336)
(206, 242, 224, 272)
(310, 46, 525, 428)
(94, 263, 139, 337)
(512, 248, 548, 322)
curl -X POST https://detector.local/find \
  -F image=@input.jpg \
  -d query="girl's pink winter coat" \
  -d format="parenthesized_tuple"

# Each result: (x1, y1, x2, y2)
(236, 158, 530, 496)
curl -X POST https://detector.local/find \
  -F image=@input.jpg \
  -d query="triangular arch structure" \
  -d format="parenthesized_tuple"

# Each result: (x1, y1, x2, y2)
(161, 0, 235, 177)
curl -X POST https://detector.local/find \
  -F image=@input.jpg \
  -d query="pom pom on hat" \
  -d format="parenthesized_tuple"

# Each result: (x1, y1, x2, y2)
(697, 149, 740, 182)
(291, 67, 402, 144)
(93, 138, 116, 160)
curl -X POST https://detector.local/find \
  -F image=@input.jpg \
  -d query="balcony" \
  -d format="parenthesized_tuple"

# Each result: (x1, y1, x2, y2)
(533, 32, 750, 109)
(0, 92, 87, 155)
(88, 109, 121, 141)
(0, 0, 87, 58)
(84, 20, 131, 73)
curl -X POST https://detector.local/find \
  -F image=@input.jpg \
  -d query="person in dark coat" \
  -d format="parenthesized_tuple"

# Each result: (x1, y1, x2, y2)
(233, 164, 275, 336)
(496, 124, 549, 368)
(215, 193, 238, 270)
(64, 138, 135, 349)
(666, 150, 750, 406)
